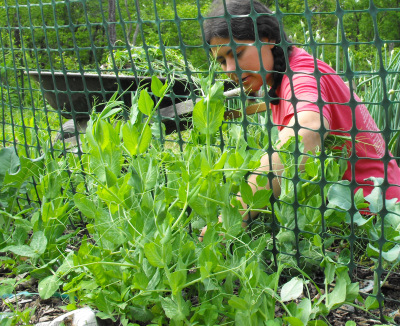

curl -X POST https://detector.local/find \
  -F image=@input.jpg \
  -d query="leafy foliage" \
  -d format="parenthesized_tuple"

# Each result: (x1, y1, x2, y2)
(2, 75, 400, 324)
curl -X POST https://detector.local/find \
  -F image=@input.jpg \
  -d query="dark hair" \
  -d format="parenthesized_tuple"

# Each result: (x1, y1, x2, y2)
(203, 0, 292, 104)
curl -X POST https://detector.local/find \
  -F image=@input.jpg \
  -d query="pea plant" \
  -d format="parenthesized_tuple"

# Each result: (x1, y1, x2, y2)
(0, 74, 399, 325)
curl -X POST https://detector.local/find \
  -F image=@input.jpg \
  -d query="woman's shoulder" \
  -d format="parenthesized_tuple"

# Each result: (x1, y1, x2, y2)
(288, 46, 335, 74)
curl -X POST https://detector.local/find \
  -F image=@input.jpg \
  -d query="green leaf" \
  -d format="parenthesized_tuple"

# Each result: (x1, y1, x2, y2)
(122, 122, 139, 156)
(104, 166, 118, 188)
(73, 193, 98, 219)
(0, 147, 19, 184)
(95, 291, 116, 320)
(305, 157, 319, 177)
(160, 296, 189, 321)
(327, 181, 352, 210)
(307, 321, 328, 326)
(382, 245, 400, 262)
(192, 99, 224, 136)
(281, 277, 304, 302)
(345, 322, 356, 326)
(144, 242, 165, 268)
(256, 175, 269, 188)
(138, 124, 152, 154)
(240, 181, 253, 206)
(297, 298, 312, 325)
(30, 231, 47, 256)
(365, 187, 383, 213)
(221, 205, 242, 238)
(228, 296, 249, 310)
(138, 89, 154, 116)
(151, 75, 164, 97)
(168, 270, 187, 296)
(151, 76, 168, 97)
(284, 317, 304, 326)
(38, 275, 62, 299)
(313, 234, 322, 248)
(3, 155, 44, 189)
(253, 189, 272, 209)
(327, 277, 346, 309)
(1, 245, 37, 258)
(365, 295, 380, 310)
(98, 91, 124, 120)
(346, 211, 369, 226)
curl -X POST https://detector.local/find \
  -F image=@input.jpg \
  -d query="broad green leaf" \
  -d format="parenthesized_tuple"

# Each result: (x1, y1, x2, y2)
(327, 277, 346, 309)
(281, 277, 304, 302)
(98, 91, 123, 120)
(345, 322, 356, 326)
(30, 231, 47, 256)
(221, 205, 242, 238)
(313, 234, 322, 247)
(382, 245, 400, 262)
(132, 273, 149, 291)
(283, 317, 304, 326)
(240, 180, 253, 206)
(253, 189, 272, 209)
(321, 257, 335, 284)
(365, 187, 383, 213)
(138, 89, 154, 116)
(122, 122, 139, 156)
(228, 151, 244, 168)
(228, 296, 249, 310)
(327, 181, 352, 211)
(38, 275, 62, 299)
(1, 245, 36, 258)
(151, 75, 168, 98)
(104, 166, 118, 188)
(138, 124, 152, 154)
(192, 99, 224, 136)
(256, 175, 269, 188)
(160, 296, 189, 321)
(147, 269, 161, 290)
(151, 75, 164, 97)
(74, 193, 99, 220)
(297, 298, 312, 325)
(168, 270, 187, 296)
(346, 211, 369, 226)
(338, 248, 351, 265)
(214, 151, 228, 170)
(235, 311, 252, 326)
(365, 295, 380, 310)
(95, 291, 116, 319)
(95, 210, 126, 248)
(307, 321, 328, 326)
(0, 147, 19, 184)
(305, 158, 319, 177)
(144, 242, 165, 268)
(3, 155, 44, 189)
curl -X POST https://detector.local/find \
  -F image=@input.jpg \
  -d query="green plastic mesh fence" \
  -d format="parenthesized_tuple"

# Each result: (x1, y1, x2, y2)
(1, 0, 400, 324)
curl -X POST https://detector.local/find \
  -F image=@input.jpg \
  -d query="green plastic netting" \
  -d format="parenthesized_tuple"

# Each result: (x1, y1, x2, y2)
(1, 0, 400, 323)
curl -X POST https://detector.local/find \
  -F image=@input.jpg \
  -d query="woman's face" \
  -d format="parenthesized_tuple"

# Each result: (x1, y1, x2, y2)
(210, 37, 275, 92)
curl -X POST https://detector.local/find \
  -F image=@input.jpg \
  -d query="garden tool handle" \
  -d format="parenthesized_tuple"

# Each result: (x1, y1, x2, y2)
(224, 102, 267, 120)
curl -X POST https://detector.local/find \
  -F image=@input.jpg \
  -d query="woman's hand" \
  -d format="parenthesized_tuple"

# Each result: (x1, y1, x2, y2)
(198, 111, 329, 242)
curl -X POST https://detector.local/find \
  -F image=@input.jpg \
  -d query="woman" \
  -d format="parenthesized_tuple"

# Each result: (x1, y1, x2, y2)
(201, 0, 400, 229)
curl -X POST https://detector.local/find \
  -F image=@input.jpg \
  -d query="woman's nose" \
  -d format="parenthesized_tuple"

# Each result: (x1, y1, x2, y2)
(225, 58, 236, 72)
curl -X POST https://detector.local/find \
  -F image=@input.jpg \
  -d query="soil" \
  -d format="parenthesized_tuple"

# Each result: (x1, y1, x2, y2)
(1, 267, 400, 325)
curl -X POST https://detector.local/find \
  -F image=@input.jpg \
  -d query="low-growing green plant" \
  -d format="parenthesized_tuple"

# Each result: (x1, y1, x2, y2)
(1, 73, 400, 325)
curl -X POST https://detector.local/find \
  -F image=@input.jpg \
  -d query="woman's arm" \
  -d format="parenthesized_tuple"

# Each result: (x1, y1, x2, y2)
(241, 110, 330, 223)
(199, 110, 330, 239)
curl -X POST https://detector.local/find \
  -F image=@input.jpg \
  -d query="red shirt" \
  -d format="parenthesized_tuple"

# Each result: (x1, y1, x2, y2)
(271, 46, 400, 200)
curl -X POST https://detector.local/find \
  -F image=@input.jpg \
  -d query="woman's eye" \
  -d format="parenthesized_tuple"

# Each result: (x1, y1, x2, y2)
(236, 51, 243, 58)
